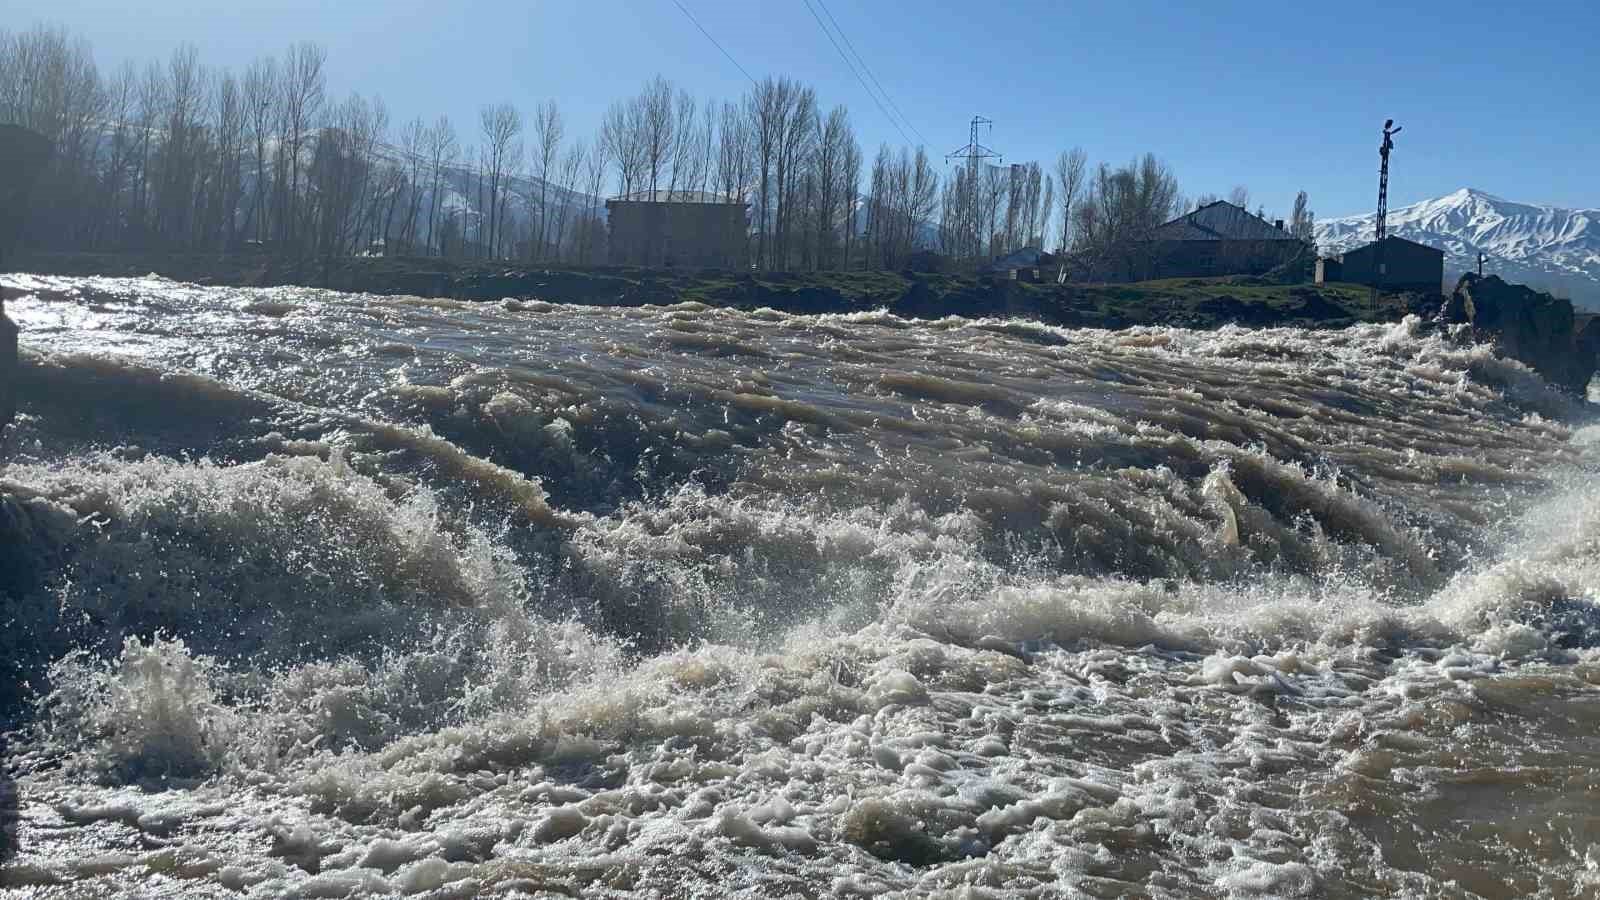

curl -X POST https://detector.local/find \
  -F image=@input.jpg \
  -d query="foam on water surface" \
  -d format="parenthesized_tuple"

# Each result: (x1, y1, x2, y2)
(3, 275, 1600, 897)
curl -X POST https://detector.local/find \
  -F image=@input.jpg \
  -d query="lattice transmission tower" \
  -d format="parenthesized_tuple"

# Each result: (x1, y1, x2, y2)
(946, 116, 1002, 259)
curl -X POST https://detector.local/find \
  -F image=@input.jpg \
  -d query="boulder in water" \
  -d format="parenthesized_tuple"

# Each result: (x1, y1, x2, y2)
(0, 309, 14, 434)
(1443, 273, 1597, 393)
(0, 125, 55, 432)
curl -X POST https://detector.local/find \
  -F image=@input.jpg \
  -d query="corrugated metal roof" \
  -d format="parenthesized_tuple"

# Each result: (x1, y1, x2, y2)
(608, 190, 741, 204)
(1149, 201, 1297, 242)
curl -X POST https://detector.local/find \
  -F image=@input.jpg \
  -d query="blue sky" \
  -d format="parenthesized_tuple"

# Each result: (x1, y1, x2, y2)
(19, 0, 1599, 219)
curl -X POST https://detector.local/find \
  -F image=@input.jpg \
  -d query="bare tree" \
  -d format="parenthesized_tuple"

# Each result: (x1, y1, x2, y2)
(99, 62, 141, 246)
(1054, 148, 1087, 254)
(692, 102, 716, 195)
(775, 86, 817, 268)
(746, 77, 799, 269)
(866, 144, 890, 266)
(665, 89, 697, 196)
(0, 25, 106, 247)
(811, 105, 852, 269)
(1037, 175, 1054, 251)
(241, 56, 278, 243)
(1072, 154, 1182, 280)
(640, 76, 674, 196)
(209, 70, 246, 248)
(580, 137, 610, 264)
(425, 115, 458, 255)
(392, 116, 427, 253)
(1227, 185, 1250, 209)
(277, 42, 326, 247)
(716, 100, 751, 202)
(478, 102, 523, 259)
(153, 44, 206, 245)
(981, 164, 1007, 259)
(530, 99, 563, 259)
(1290, 190, 1315, 243)
(132, 61, 166, 239)
(840, 136, 861, 270)
(866, 144, 938, 269)
(907, 147, 939, 257)
(309, 92, 385, 257)
(549, 141, 584, 261)
(601, 96, 646, 197)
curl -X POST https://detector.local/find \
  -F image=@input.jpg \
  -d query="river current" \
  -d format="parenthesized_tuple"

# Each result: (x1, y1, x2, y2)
(2, 274, 1600, 898)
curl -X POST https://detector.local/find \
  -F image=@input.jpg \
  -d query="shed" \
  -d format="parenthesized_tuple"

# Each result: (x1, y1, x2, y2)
(1316, 236, 1444, 293)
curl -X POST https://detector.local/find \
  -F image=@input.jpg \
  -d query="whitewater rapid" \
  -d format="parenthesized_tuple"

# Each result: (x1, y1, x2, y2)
(2, 274, 1600, 898)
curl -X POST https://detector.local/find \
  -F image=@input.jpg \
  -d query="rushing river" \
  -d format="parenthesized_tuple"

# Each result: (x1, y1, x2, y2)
(2, 274, 1600, 899)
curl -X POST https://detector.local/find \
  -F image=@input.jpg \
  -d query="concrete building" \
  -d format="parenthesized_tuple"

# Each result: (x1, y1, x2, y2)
(605, 190, 747, 269)
(1316, 236, 1444, 293)
(1137, 201, 1304, 280)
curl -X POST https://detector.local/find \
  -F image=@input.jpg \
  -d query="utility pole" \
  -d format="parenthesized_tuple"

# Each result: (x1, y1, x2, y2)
(1478, 251, 1486, 277)
(1372, 118, 1401, 302)
(946, 116, 1001, 261)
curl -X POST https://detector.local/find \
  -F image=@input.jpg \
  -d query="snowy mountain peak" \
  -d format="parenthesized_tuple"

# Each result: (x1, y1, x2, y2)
(1315, 189, 1600, 307)
(1442, 187, 1506, 204)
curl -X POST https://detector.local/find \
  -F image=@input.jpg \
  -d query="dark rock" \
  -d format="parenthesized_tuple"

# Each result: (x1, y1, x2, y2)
(0, 126, 55, 433)
(1287, 288, 1350, 321)
(0, 126, 53, 259)
(1446, 273, 1596, 393)
(1577, 314, 1600, 366)
(1197, 296, 1274, 326)
(903, 250, 947, 274)
(0, 311, 13, 432)
(1515, 598, 1600, 650)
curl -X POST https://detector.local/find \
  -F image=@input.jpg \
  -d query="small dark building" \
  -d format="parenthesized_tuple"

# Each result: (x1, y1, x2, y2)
(1138, 201, 1304, 280)
(1316, 236, 1444, 293)
(605, 190, 747, 269)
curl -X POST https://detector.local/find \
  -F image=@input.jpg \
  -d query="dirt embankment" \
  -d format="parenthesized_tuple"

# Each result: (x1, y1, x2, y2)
(12, 251, 1422, 331)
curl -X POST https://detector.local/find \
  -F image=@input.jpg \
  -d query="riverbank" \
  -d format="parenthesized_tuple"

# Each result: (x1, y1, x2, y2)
(13, 251, 1421, 331)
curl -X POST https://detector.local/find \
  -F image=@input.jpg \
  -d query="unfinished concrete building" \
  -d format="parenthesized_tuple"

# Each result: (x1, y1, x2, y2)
(605, 190, 747, 269)
(1317, 236, 1444, 293)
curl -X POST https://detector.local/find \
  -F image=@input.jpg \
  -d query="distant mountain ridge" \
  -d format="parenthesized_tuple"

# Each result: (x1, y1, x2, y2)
(1315, 188, 1600, 306)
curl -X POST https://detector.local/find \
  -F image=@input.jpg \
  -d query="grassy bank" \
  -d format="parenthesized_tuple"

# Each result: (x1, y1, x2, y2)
(12, 250, 1422, 330)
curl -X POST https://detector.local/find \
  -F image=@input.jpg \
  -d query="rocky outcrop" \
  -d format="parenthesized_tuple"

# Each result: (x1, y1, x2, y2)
(0, 313, 14, 433)
(1442, 273, 1596, 393)
(0, 125, 55, 433)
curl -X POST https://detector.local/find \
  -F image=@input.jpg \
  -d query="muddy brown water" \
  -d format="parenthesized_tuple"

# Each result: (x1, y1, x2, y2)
(1, 274, 1599, 898)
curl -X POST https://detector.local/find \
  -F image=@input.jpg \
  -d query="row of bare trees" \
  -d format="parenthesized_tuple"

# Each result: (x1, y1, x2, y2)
(0, 25, 954, 269)
(0, 27, 407, 257)
(6, 22, 1300, 276)
(0, 25, 613, 261)
(939, 160, 1053, 263)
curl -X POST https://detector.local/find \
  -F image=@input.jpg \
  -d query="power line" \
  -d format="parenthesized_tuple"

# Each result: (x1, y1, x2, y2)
(800, 0, 917, 147)
(812, 0, 929, 147)
(669, 0, 758, 86)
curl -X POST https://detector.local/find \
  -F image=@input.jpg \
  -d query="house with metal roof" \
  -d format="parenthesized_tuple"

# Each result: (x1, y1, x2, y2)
(1137, 201, 1305, 280)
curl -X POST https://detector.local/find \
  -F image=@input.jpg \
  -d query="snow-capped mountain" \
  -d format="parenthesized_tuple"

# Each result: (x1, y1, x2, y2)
(1316, 188, 1600, 307)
